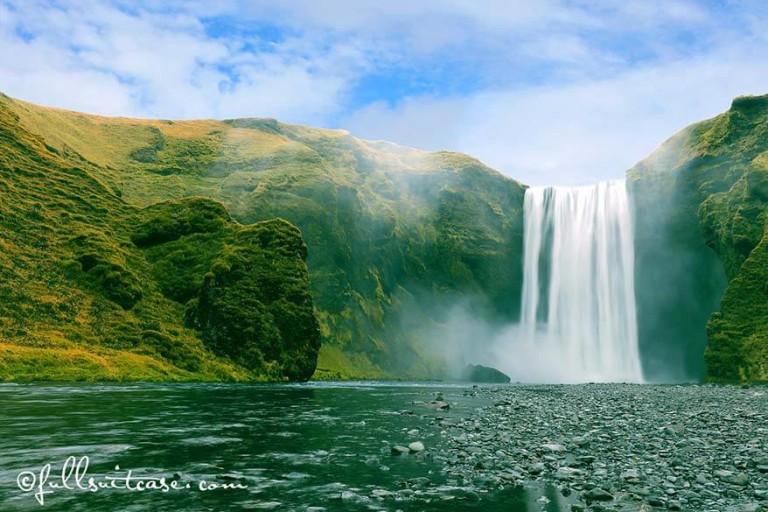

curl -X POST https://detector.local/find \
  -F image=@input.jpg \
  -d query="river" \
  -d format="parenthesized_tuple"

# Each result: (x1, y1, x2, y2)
(0, 382, 569, 511)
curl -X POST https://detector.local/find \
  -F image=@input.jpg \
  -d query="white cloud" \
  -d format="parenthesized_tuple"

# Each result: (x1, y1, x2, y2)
(345, 46, 768, 185)
(1, 0, 767, 184)
(0, 0, 364, 122)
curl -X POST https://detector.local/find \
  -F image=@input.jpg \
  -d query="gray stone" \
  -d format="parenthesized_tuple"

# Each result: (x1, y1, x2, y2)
(408, 441, 425, 453)
(728, 473, 750, 486)
(391, 445, 409, 456)
(556, 466, 581, 480)
(621, 468, 640, 480)
(583, 488, 613, 501)
(542, 442, 566, 453)
(407, 477, 430, 488)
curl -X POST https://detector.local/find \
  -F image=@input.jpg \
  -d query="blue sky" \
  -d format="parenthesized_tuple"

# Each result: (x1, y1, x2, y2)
(1, 1, 768, 184)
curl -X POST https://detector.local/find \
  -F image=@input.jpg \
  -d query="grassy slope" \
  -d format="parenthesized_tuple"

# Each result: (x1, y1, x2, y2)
(0, 95, 318, 381)
(628, 95, 768, 383)
(1, 94, 526, 380)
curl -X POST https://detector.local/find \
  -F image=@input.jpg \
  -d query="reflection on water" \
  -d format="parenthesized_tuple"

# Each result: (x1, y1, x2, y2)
(0, 382, 570, 511)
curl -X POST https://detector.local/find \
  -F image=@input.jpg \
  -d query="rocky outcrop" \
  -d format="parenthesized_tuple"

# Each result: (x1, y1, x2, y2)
(135, 199, 321, 381)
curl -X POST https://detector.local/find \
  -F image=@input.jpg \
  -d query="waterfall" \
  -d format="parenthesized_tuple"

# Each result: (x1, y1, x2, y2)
(518, 180, 643, 383)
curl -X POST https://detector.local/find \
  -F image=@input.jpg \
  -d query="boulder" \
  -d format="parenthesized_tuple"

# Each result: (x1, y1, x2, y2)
(460, 364, 511, 383)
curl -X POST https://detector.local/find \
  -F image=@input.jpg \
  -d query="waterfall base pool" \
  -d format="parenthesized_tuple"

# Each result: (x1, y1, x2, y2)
(0, 382, 570, 512)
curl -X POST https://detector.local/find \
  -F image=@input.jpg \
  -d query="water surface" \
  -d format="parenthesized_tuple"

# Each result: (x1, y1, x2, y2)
(0, 382, 567, 511)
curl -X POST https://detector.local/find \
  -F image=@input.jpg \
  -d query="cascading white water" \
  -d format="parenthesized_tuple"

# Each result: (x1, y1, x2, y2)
(518, 180, 643, 383)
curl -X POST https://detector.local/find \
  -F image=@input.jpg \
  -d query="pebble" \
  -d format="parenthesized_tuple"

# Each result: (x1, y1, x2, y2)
(542, 442, 566, 453)
(432, 384, 767, 511)
(583, 487, 614, 501)
(390, 445, 410, 456)
(408, 441, 425, 453)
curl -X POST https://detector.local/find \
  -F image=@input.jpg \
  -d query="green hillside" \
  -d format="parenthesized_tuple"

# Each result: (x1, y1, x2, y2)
(0, 96, 319, 382)
(629, 95, 768, 383)
(0, 94, 526, 380)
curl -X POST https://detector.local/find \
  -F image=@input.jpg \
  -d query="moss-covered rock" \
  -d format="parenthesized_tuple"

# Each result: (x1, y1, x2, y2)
(132, 197, 231, 247)
(133, 199, 320, 381)
(193, 223, 319, 381)
(460, 364, 511, 383)
(628, 94, 768, 383)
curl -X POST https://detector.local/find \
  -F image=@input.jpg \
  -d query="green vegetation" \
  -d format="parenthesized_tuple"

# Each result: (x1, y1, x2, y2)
(0, 94, 526, 380)
(136, 199, 320, 381)
(0, 95, 319, 381)
(8, 88, 765, 384)
(629, 94, 768, 383)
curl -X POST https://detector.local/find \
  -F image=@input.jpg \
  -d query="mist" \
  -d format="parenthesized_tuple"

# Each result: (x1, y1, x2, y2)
(209, 113, 729, 385)
(407, 181, 647, 385)
(406, 300, 644, 384)
(627, 133, 729, 383)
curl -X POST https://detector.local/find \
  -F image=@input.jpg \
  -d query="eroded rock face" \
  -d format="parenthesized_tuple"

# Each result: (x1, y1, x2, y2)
(136, 198, 321, 381)
(194, 220, 320, 381)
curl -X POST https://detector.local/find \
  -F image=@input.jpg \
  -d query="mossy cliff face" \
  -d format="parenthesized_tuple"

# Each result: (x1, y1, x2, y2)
(0, 96, 319, 381)
(0, 95, 526, 379)
(628, 95, 768, 383)
(135, 200, 320, 381)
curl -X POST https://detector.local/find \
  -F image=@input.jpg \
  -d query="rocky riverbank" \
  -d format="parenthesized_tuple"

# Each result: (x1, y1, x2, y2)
(429, 384, 767, 511)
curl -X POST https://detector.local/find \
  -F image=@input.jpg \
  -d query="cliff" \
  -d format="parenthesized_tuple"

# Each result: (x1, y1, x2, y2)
(629, 95, 768, 383)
